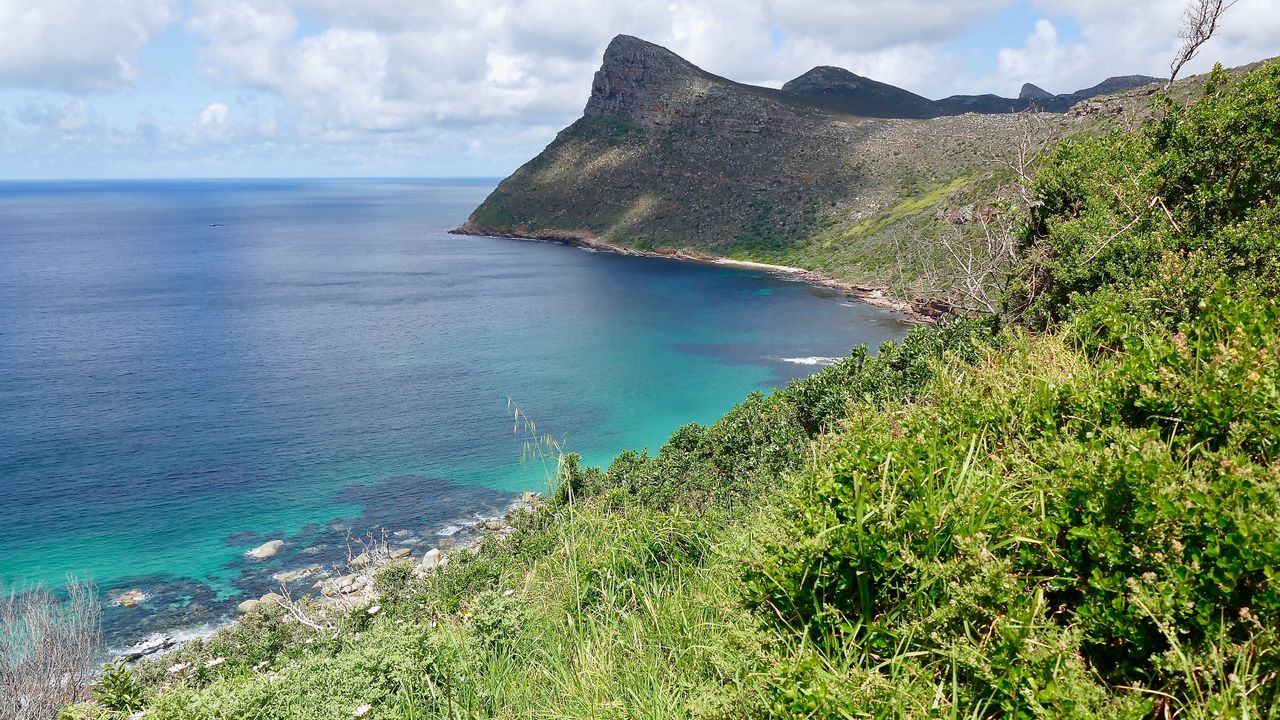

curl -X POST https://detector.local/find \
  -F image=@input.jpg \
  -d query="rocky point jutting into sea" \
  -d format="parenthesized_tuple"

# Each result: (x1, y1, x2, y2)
(453, 34, 1163, 316)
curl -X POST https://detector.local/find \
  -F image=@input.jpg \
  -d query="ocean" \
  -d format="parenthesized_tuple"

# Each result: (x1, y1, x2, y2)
(0, 178, 909, 645)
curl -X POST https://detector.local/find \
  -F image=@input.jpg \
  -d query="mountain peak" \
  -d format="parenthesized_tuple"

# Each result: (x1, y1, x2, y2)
(599, 34, 690, 69)
(1085, 75, 1164, 95)
(782, 66, 869, 90)
(583, 35, 717, 125)
(781, 65, 940, 119)
(1019, 83, 1054, 100)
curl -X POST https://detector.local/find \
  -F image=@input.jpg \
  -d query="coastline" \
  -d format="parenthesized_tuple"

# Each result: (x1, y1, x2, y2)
(111, 491, 540, 664)
(448, 225, 949, 324)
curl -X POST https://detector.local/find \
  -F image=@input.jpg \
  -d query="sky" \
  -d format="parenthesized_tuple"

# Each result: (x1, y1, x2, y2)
(0, 0, 1276, 179)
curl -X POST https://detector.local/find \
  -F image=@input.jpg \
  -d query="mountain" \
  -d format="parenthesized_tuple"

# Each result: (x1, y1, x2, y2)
(779, 66, 941, 119)
(454, 35, 1163, 298)
(936, 74, 1161, 114)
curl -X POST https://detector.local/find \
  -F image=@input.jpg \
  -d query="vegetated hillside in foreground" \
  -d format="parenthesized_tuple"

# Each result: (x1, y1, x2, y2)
(455, 35, 1164, 296)
(56, 59, 1280, 720)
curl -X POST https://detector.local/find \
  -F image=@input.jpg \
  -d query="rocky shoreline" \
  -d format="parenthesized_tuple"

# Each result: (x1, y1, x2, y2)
(112, 491, 544, 664)
(448, 225, 949, 324)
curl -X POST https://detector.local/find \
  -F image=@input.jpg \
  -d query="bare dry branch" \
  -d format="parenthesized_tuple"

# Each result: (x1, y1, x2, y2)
(1, 579, 102, 720)
(918, 108, 1059, 316)
(1168, 0, 1237, 89)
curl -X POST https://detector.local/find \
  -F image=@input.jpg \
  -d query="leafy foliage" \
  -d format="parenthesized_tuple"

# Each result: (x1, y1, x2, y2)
(1021, 61, 1280, 326)
(91, 660, 145, 713)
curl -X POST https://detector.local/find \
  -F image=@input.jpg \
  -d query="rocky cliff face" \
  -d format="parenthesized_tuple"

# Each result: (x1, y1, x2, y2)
(455, 35, 1165, 292)
(1019, 83, 1054, 101)
(582, 35, 724, 127)
(581, 35, 806, 133)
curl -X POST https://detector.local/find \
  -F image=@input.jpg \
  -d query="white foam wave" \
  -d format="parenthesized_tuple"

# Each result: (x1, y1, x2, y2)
(777, 356, 841, 366)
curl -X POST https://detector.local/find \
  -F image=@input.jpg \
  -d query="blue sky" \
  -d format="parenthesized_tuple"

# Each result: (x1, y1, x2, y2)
(0, 0, 1274, 179)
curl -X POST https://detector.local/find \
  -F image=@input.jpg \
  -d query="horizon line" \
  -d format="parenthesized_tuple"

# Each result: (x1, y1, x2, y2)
(0, 175, 505, 183)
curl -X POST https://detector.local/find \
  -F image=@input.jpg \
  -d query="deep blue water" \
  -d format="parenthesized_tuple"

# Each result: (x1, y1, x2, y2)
(0, 179, 909, 643)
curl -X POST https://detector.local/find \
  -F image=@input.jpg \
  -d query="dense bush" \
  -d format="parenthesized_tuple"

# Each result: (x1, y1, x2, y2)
(1020, 60, 1280, 327)
(781, 315, 998, 434)
(746, 295, 1280, 717)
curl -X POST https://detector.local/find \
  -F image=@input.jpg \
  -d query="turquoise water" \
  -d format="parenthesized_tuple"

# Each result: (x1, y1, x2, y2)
(0, 179, 909, 643)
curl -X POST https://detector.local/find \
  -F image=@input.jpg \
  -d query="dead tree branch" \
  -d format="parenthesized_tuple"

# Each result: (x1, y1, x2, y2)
(1, 579, 102, 720)
(1168, 0, 1237, 89)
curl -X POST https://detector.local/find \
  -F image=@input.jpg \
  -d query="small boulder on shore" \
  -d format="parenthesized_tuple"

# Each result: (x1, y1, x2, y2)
(246, 539, 284, 560)
(421, 548, 442, 570)
(237, 599, 260, 613)
(389, 547, 412, 559)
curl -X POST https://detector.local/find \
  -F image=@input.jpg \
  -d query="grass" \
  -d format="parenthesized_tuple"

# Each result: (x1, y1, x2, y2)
(834, 175, 972, 244)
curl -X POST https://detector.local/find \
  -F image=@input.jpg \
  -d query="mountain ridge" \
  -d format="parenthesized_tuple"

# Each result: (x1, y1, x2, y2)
(582, 35, 1161, 121)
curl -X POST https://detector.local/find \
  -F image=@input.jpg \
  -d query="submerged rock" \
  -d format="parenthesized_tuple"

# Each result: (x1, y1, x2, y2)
(115, 589, 146, 608)
(273, 564, 322, 584)
(247, 539, 284, 560)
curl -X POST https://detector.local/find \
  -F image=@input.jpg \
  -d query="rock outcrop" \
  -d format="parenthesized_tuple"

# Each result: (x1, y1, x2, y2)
(114, 589, 146, 608)
(1019, 83, 1054, 101)
(584, 35, 729, 127)
(246, 539, 284, 560)
(122, 635, 176, 661)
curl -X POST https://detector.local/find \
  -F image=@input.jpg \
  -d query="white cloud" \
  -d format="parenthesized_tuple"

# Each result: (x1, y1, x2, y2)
(182, 0, 990, 142)
(990, 19, 1091, 93)
(0, 0, 177, 91)
(981, 0, 1280, 96)
(197, 101, 233, 142)
(15, 97, 97, 133)
(186, 1, 297, 87)
(3, 0, 1279, 177)
(768, 0, 1014, 52)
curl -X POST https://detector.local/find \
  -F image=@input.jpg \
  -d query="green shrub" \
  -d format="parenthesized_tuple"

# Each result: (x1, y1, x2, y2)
(782, 315, 998, 434)
(373, 558, 418, 597)
(1021, 60, 1280, 326)
(746, 299, 1280, 715)
(465, 590, 524, 650)
(134, 600, 303, 688)
(92, 660, 145, 713)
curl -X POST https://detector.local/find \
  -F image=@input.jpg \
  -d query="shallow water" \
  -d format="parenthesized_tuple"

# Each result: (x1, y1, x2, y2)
(0, 178, 910, 642)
